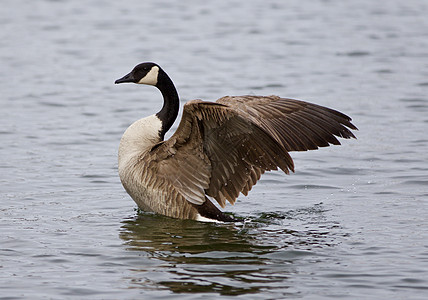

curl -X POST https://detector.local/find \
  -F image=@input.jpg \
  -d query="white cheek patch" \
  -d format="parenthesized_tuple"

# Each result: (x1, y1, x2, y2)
(138, 66, 159, 85)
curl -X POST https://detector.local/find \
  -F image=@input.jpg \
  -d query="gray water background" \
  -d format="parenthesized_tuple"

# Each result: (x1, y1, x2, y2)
(1, 0, 428, 299)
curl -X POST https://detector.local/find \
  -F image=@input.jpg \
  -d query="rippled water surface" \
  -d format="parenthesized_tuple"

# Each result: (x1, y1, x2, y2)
(1, 0, 428, 299)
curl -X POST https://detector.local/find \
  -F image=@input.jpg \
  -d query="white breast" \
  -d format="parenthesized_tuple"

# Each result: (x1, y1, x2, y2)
(118, 114, 162, 176)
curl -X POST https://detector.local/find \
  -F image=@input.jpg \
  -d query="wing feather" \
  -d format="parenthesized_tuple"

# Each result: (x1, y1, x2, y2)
(146, 96, 356, 208)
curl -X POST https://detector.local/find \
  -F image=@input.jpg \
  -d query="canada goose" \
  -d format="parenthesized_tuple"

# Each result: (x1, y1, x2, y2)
(115, 62, 357, 222)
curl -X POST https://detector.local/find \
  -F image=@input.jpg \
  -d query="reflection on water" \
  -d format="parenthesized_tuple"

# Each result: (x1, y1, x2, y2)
(119, 205, 341, 295)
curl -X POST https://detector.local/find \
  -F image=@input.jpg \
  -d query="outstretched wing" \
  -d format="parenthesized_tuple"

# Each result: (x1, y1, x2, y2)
(148, 96, 356, 209)
(216, 95, 357, 151)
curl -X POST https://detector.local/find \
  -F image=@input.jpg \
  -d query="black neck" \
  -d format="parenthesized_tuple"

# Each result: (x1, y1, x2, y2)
(155, 70, 179, 140)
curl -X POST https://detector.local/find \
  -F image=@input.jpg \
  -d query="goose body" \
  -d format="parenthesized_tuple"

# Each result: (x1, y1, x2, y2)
(115, 62, 357, 222)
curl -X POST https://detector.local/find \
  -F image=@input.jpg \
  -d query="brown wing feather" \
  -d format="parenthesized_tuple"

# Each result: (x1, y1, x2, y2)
(146, 104, 212, 206)
(150, 96, 356, 209)
(217, 95, 357, 151)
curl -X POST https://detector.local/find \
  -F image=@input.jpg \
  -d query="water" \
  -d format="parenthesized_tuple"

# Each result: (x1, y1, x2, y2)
(1, 0, 428, 299)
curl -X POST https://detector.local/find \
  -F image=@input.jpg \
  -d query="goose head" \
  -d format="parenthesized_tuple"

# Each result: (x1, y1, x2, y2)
(115, 62, 160, 86)
(114, 62, 180, 141)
